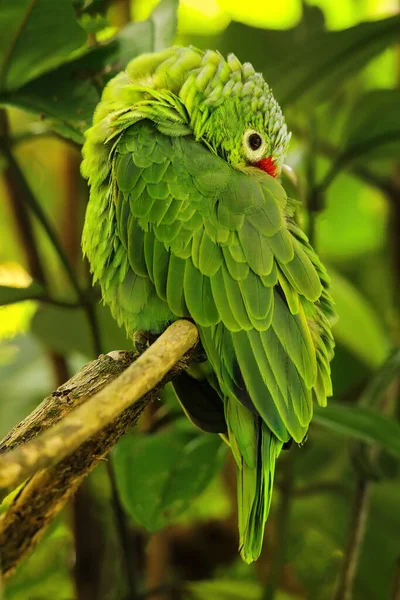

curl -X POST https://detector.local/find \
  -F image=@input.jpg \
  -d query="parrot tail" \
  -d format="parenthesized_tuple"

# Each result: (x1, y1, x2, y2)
(226, 398, 283, 563)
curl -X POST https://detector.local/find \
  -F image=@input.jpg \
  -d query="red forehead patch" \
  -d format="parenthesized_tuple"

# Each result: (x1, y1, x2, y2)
(256, 157, 277, 178)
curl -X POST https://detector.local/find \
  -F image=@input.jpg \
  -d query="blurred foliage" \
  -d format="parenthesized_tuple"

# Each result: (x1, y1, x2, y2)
(0, 1, 399, 599)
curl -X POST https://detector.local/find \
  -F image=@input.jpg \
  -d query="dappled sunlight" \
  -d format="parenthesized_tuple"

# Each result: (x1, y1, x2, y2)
(0, 263, 36, 340)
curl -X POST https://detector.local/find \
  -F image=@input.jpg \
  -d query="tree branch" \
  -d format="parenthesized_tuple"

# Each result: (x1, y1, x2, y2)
(0, 320, 199, 577)
(0, 393, 146, 579)
(0, 320, 198, 498)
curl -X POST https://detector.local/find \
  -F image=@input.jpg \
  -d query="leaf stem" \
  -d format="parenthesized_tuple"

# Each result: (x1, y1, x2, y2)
(331, 478, 371, 600)
(1, 294, 83, 309)
(315, 132, 400, 197)
(291, 123, 397, 197)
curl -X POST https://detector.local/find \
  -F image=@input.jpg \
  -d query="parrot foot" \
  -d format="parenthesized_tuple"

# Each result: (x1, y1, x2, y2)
(132, 330, 159, 354)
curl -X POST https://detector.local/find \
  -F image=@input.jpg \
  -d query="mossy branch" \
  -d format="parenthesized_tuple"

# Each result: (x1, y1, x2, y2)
(0, 320, 199, 578)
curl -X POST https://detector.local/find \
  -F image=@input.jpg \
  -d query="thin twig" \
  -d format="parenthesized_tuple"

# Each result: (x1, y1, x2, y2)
(317, 133, 400, 197)
(0, 138, 102, 355)
(291, 123, 397, 198)
(106, 458, 138, 600)
(0, 142, 81, 297)
(332, 479, 371, 600)
(1, 294, 84, 309)
(290, 481, 349, 498)
(0, 320, 198, 498)
(0, 111, 48, 288)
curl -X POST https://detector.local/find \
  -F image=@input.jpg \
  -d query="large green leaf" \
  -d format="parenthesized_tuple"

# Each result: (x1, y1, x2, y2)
(217, 15, 400, 106)
(359, 348, 400, 408)
(316, 172, 387, 261)
(341, 89, 400, 163)
(314, 402, 400, 459)
(1, 0, 179, 143)
(145, 0, 178, 53)
(113, 430, 226, 531)
(329, 269, 391, 368)
(4, 59, 101, 143)
(0, 0, 87, 92)
(95, 0, 178, 71)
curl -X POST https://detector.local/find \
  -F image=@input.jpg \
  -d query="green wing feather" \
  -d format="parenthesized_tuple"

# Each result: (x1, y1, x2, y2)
(84, 114, 335, 564)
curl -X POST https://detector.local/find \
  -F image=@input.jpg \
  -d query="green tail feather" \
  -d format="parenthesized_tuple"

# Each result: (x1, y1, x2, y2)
(239, 421, 282, 563)
(226, 397, 283, 563)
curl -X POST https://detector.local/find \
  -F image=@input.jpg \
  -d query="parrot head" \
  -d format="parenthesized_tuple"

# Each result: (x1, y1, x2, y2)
(201, 94, 290, 178)
(82, 47, 291, 187)
(182, 52, 292, 178)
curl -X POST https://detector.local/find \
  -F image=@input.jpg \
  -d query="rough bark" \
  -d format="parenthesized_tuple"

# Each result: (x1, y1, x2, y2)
(0, 320, 199, 578)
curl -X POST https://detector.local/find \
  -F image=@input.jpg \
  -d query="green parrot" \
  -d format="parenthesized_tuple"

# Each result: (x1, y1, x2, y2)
(82, 46, 335, 563)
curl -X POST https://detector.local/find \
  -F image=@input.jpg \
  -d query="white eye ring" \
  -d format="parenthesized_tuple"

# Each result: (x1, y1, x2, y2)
(243, 129, 267, 162)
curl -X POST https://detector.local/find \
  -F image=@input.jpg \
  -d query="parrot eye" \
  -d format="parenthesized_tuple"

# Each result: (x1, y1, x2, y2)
(248, 133, 262, 150)
(243, 129, 267, 162)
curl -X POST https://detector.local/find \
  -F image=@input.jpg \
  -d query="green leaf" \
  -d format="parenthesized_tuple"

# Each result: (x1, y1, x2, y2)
(314, 402, 400, 459)
(217, 15, 400, 106)
(358, 348, 400, 408)
(341, 89, 400, 163)
(329, 269, 391, 368)
(113, 430, 226, 531)
(0, 281, 43, 305)
(149, 0, 178, 52)
(83, 0, 178, 75)
(98, 0, 178, 70)
(1, 0, 179, 143)
(4, 59, 101, 143)
(278, 16, 400, 105)
(0, 0, 87, 92)
(316, 172, 387, 261)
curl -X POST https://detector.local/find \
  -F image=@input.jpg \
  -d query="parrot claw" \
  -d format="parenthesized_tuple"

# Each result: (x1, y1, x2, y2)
(132, 330, 159, 354)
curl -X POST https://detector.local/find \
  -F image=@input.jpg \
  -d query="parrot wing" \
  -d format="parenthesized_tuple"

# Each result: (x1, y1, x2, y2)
(112, 119, 334, 444)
